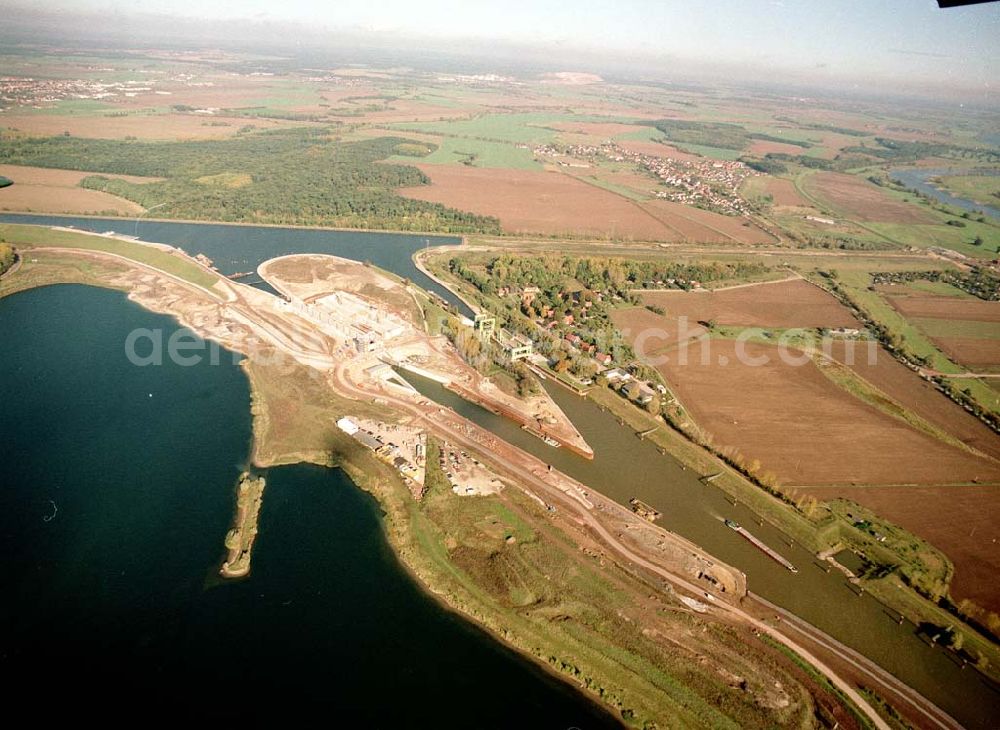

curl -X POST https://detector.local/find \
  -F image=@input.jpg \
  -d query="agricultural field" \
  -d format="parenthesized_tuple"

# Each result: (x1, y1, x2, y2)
(747, 139, 808, 156)
(764, 178, 809, 207)
(615, 271, 1000, 615)
(638, 278, 859, 329)
(638, 200, 778, 244)
(805, 484, 1000, 613)
(390, 112, 564, 145)
(400, 163, 681, 240)
(878, 284, 1000, 371)
(390, 136, 541, 170)
(0, 111, 291, 140)
(645, 336, 1000, 486)
(0, 163, 160, 215)
(801, 172, 937, 224)
(826, 338, 1000, 460)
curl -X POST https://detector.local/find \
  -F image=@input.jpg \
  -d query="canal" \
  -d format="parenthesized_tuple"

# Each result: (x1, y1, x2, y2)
(400, 370, 1000, 729)
(5, 213, 999, 726)
(0, 213, 474, 318)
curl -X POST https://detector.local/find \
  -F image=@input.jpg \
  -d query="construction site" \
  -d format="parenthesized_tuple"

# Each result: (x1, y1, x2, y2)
(257, 254, 593, 457)
(337, 416, 427, 497)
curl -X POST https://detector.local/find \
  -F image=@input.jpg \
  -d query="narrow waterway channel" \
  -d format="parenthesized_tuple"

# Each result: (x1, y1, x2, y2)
(4, 213, 998, 726)
(401, 370, 1000, 729)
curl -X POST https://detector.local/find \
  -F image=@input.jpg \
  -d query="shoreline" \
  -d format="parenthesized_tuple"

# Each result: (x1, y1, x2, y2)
(219, 472, 266, 579)
(0, 209, 467, 241)
(0, 233, 936, 729)
(412, 245, 482, 317)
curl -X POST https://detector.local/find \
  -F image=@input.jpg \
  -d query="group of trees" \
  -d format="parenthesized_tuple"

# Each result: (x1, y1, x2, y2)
(442, 315, 539, 398)
(871, 267, 1000, 301)
(648, 119, 810, 153)
(0, 241, 15, 276)
(0, 128, 501, 234)
(455, 253, 768, 301)
(843, 137, 1000, 165)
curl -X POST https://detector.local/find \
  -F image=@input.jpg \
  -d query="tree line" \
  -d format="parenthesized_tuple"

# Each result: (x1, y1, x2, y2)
(0, 128, 501, 234)
(0, 241, 15, 276)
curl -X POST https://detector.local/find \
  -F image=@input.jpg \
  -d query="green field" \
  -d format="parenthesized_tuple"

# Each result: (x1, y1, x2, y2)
(935, 174, 1000, 208)
(911, 317, 1000, 340)
(900, 280, 974, 298)
(391, 112, 563, 145)
(674, 143, 744, 160)
(390, 135, 541, 169)
(15, 98, 118, 116)
(0, 222, 220, 290)
(866, 221, 1000, 257)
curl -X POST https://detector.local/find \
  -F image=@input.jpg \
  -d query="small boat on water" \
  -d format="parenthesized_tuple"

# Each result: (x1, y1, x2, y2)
(725, 519, 797, 573)
(630, 498, 661, 522)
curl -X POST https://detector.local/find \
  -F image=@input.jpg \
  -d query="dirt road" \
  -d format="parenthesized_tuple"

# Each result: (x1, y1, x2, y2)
(331, 357, 895, 730)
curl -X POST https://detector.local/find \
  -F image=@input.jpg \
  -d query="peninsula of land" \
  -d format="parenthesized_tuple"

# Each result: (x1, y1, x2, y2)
(220, 471, 266, 579)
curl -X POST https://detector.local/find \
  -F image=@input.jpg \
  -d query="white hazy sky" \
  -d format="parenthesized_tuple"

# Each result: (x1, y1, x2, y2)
(12, 1, 1000, 90)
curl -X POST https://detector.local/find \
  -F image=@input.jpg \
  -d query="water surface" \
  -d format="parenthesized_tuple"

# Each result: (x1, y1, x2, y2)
(401, 370, 1000, 729)
(889, 168, 1000, 220)
(0, 214, 471, 317)
(0, 284, 616, 725)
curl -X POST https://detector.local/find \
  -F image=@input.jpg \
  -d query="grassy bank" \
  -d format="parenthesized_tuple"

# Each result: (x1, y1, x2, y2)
(241, 351, 833, 728)
(0, 245, 903, 727)
(429, 250, 1000, 680)
(0, 222, 219, 290)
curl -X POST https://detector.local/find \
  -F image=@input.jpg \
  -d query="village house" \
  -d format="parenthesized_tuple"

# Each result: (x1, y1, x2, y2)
(626, 381, 656, 406)
(604, 367, 632, 383)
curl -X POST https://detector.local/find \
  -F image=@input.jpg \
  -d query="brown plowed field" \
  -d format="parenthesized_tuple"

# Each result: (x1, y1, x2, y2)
(748, 140, 807, 156)
(884, 293, 1000, 322)
(934, 338, 1000, 369)
(0, 112, 293, 140)
(882, 292, 1000, 368)
(764, 178, 808, 206)
(826, 339, 1000, 459)
(639, 200, 777, 243)
(610, 307, 708, 358)
(803, 172, 935, 224)
(802, 484, 1000, 613)
(0, 182, 143, 215)
(0, 164, 158, 215)
(635, 201, 731, 241)
(400, 164, 682, 240)
(640, 279, 859, 329)
(647, 339, 1000, 486)
(0, 164, 162, 186)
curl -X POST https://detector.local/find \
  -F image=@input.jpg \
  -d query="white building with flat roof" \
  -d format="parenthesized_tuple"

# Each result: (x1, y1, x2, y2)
(336, 417, 359, 435)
